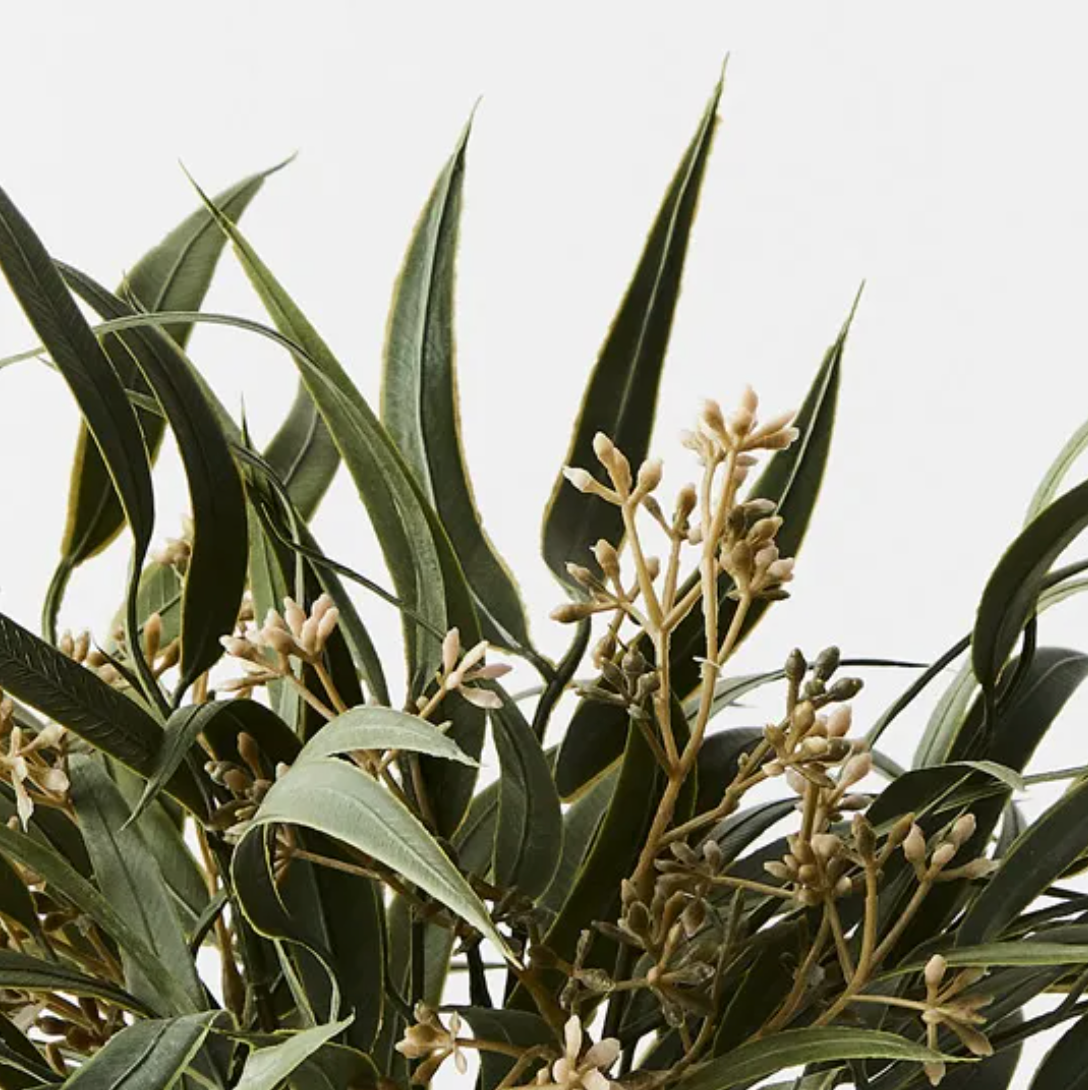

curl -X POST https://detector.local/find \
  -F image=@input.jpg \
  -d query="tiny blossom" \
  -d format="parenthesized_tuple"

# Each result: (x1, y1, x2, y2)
(396, 1005, 468, 1085)
(526, 1016, 620, 1090)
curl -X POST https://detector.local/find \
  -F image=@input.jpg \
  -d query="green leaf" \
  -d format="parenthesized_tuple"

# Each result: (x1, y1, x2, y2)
(889, 941, 1088, 975)
(972, 475, 1088, 696)
(61, 1012, 221, 1090)
(58, 265, 248, 698)
(555, 298, 854, 798)
(0, 951, 148, 1016)
(298, 706, 475, 766)
(542, 75, 723, 586)
(190, 177, 450, 693)
(69, 752, 205, 1013)
(959, 775, 1088, 946)
(0, 609, 204, 814)
(0, 181, 157, 704)
(456, 1008, 553, 1090)
(262, 379, 340, 523)
(382, 114, 532, 654)
(240, 756, 513, 958)
(679, 1028, 960, 1090)
(1028, 1009, 1088, 1090)
(490, 691, 563, 898)
(1026, 415, 1088, 526)
(233, 1018, 352, 1090)
(44, 165, 273, 642)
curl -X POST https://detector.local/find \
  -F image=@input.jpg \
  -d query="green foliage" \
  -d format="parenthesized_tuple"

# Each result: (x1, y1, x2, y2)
(0, 71, 1084, 1090)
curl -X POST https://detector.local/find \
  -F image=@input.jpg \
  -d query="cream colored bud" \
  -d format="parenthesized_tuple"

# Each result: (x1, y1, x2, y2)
(930, 842, 958, 869)
(262, 627, 297, 657)
(760, 426, 801, 450)
(785, 768, 808, 796)
(701, 399, 726, 434)
(727, 407, 754, 439)
(924, 954, 948, 989)
(800, 736, 829, 759)
(58, 631, 74, 658)
(811, 833, 842, 860)
(958, 858, 999, 880)
(442, 628, 461, 674)
(592, 539, 621, 581)
(316, 608, 340, 645)
(740, 386, 759, 414)
(39, 768, 69, 796)
(636, 458, 663, 494)
(220, 636, 254, 661)
(295, 616, 318, 655)
(840, 753, 872, 789)
(264, 609, 288, 634)
(949, 814, 977, 847)
(764, 861, 791, 881)
(766, 558, 796, 583)
(97, 664, 121, 685)
(312, 593, 335, 619)
(825, 705, 852, 738)
(283, 598, 307, 638)
(903, 825, 927, 864)
(592, 432, 616, 464)
(564, 466, 598, 494)
(675, 485, 697, 520)
(644, 556, 661, 581)
(791, 700, 816, 734)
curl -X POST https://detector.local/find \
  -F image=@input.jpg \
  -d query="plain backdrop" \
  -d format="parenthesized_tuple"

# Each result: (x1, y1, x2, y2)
(1, 3, 1087, 1084)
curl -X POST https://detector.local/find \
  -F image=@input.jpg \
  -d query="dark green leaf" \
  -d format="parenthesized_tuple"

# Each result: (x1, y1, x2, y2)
(490, 691, 563, 898)
(58, 265, 248, 697)
(69, 753, 205, 1013)
(262, 382, 339, 523)
(0, 181, 158, 703)
(44, 165, 273, 641)
(383, 116, 532, 653)
(457, 1008, 553, 1090)
(62, 1012, 220, 1090)
(0, 610, 203, 814)
(972, 475, 1088, 696)
(542, 75, 723, 585)
(679, 1028, 959, 1090)
(694, 728, 762, 814)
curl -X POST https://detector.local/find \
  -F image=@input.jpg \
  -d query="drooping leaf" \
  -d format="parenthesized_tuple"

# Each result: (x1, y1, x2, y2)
(240, 755, 512, 957)
(233, 1018, 352, 1090)
(555, 298, 854, 798)
(383, 115, 532, 654)
(1026, 413, 1088, 526)
(298, 706, 475, 766)
(490, 692, 563, 898)
(958, 775, 1088, 946)
(0, 610, 204, 814)
(44, 165, 275, 641)
(0, 181, 158, 703)
(972, 475, 1088, 696)
(678, 1028, 959, 1090)
(68, 752, 205, 1013)
(58, 265, 248, 698)
(61, 1012, 221, 1090)
(542, 74, 723, 586)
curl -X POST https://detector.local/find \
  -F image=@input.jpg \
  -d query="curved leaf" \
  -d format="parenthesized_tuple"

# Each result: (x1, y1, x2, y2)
(0, 610, 203, 813)
(69, 753, 205, 1013)
(45, 164, 276, 640)
(241, 756, 512, 958)
(62, 1012, 221, 1090)
(490, 692, 563, 899)
(383, 115, 532, 653)
(299, 706, 475, 766)
(678, 1028, 958, 1090)
(0, 181, 157, 703)
(262, 381, 339, 523)
(542, 74, 723, 585)
(1026, 414, 1088, 526)
(972, 474, 1088, 696)
(58, 265, 248, 697)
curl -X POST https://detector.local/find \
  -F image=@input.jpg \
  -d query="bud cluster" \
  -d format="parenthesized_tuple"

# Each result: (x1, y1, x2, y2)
(900, 814, 997, 884)
(919, 954, 994, 1086)
(0, 694, 68, 829)
(206, 731, 287, 840)
(418, 628, 512, 714)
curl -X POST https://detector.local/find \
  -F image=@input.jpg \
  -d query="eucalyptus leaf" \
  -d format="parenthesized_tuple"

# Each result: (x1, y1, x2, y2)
(298, 707, 475, 767)
(233, 1018, 352, 1090)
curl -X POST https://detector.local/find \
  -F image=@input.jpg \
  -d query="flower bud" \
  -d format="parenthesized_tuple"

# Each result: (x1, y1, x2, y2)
(924, 953, 948, 989)
(563, 467, 599, 494)
(903, 825, 927, 865)
(592, 539, 621, 582)
(811, 833, 842, 860)
(949, 814, 977, 847)
(930, 842, 958, 870)
(636, 458, 663, 495)
(840, 753, 872, 789)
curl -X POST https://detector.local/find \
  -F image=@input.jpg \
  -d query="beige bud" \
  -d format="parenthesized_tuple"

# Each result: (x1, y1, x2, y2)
(311, 593, 335, 619)
(700, 399, 726, 435)
(675, 484, 697, 520)
(262, 627, 298, 657)
(839, 753, 873, 789)
(949, 814, 977, 847)
(811, 833, 842, 860)
(825, 705, 852, 738)
(636, 458, 663, 495)
(764, 861, 792, 881)
(930, 842, 958, 870)
(592, 432, 616, 464)
(924, 953, 948, 989)
(903, 825, 927, 864)
(740, 386, 759, 414)
(442, 628, 461, 674)
(316, 607, 340, 646)
(592, 539, 621, 581)
(58, 631, 74, 658)
(550, 602, 595, 624)
(283, 597, 307, 638)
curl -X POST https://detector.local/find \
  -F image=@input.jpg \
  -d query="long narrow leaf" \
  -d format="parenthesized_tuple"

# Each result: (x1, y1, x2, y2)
(382, 115, 532, 653)
(542, 74, 723, 586)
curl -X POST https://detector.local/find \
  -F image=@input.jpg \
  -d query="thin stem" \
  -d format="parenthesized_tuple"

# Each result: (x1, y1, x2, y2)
(313, 661, 349, 715)
(826, 898, 855, 981)
(709, 874, 797, 900)
(620, 501, 663, 631)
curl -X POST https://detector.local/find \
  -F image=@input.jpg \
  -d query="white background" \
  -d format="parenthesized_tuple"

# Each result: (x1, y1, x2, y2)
(1, 3, 1086, 1084)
